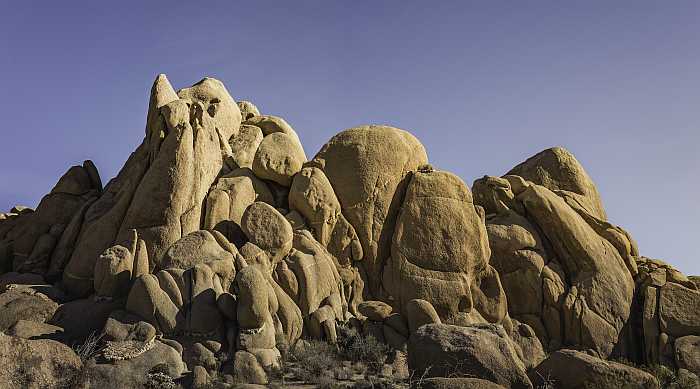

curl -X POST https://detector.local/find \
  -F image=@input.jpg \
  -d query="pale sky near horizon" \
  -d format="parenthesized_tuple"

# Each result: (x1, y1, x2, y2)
(1, 2, 698, 275)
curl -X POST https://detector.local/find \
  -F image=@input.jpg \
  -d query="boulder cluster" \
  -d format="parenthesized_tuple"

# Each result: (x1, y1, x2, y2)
(0, 75, 698, 389)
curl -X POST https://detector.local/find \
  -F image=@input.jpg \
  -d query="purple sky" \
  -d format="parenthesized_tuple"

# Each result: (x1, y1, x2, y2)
(1, 2, 698, 275)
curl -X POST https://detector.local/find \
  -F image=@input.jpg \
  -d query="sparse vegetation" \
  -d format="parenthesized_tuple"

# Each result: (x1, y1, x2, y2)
(337, 325, 391, 371)
(271, 325, 399, 387)
(405, 367, 432, 389)
(72, 331, 105, 362)
(641, 364, 699, 389)
(534, 371, 556, 389)
(144, 371, 181, 389)
(288, 338, 341, 383)
(607, 358, 700, 389)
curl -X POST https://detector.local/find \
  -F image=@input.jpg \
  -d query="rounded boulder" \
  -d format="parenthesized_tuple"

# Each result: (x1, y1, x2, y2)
(160, 230, 234, 271)
(309, 125, 428, 297)
(252, 133, 306, 187)
(241, 202, 293, 266)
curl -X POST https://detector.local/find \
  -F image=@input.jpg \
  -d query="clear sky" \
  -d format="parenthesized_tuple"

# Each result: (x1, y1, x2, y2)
(1, 2, 698, 275)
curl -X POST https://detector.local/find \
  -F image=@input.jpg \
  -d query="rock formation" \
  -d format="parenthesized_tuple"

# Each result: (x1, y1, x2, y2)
(472, 170, 636, 358)
(0, 74, 697, 388)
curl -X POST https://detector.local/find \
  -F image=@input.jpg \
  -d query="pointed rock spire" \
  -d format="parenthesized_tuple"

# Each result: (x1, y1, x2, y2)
(145, 74, 178, 134)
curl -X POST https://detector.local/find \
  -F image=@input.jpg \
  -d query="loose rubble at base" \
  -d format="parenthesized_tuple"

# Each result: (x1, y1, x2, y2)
(0, 75, 698, 389)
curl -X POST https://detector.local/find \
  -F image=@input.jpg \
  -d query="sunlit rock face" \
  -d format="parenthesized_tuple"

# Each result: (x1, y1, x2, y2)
(0, 75, 697, 388)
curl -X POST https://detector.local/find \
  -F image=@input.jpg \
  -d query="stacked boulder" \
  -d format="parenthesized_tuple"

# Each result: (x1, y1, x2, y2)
(358, 300, 409, 351)
(62, 76, 241, 297)
(231, 265, 283, 384)
(307, 125, 428, 299)
(472, 148, 636, 359)
(636, 257, 700, 372)
(470, 147, 700, 380)
(124, 229, 236, 338)
(383, 166, 503, 327)
(0, 161, 102, 278)
(0, 74, 698, 388)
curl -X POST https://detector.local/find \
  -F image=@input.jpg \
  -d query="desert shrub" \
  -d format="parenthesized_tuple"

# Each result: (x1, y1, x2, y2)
(214, 350, 229, 368)
(316, 374, 346, 389)
(72, 331, 105, 362)
(204, 368, 237, 389)
(405, 367, 432, 389)
(641, 364, 699, 389)
(288, 339, 340, 383)
(533, 370, 556, 389)
(274, 325, 395, 386)
(611, 358, 699, 389)
(351, 378, 403, 389)
(144, 371, 181, 389)
(337, 325, 390, 371)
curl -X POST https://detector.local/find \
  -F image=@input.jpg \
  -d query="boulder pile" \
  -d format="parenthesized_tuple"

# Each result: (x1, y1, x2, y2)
(0, 75, 698, 388)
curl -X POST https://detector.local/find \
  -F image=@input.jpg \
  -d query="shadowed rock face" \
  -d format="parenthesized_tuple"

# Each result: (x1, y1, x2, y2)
(408, 323, 532, 389)
(530, 349, 659, 389)
(2, 162, 102, 278)
(0, 75, 698, 387)
(0, 333, 83, 388)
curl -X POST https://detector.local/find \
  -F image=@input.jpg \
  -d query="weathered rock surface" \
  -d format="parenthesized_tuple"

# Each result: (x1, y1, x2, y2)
(244, 115, 300, 143)
(233, 350, 268, 384)
(1, 161, 101, 278)
(286, 230, 345, 336)
(242, 202, 293, 267)
(473, 168, 636, 358)
(237, 100, 260, 120)
(49, 298, 122, 343)
(519, 184, 634, 357)
(0, 333, 82, 389)
(674, 335, 700, 375)
(125, 253, 234, 336)
(62, 75, 241, 296)
(94, 244, 133, 298)
(634, 256, 700, 366)
(176, 76, 242, 141)
(385, 169, 493, 325)
(229, 124, 264, 169)
(507, 147, 607, 220)
(7, 319, 64, 340)
(309, 125, 428, 297)
(204, 167, 274, 245)
(658, 282, 700, 337)
(0, 286, 59, 331)
(160, 230, 234, 271)
(288, 166, 363, 266)
(78, 340, 186, 388)
(509, 319, 546, 370)
(252, 132, 306, 186)
(405, 298, 442, 334)
(358, 300, 393, 321)
(408, 323, 532, 389)
(531, 349, 659, 389)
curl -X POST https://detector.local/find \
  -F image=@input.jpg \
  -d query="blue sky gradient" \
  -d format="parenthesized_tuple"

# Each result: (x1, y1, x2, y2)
(1, 2, 698, 274)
